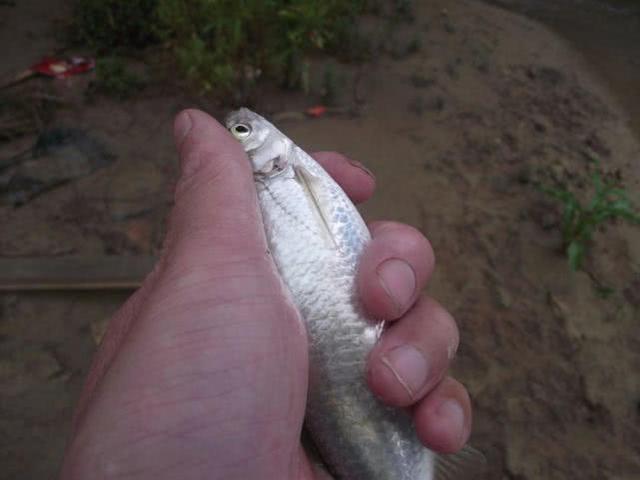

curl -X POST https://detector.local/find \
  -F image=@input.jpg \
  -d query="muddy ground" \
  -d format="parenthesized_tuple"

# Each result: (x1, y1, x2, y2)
(1, 1, 639, 479)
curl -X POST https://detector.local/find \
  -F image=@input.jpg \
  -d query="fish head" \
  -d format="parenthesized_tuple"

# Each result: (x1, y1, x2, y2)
(225, 107, 270, 151)
(226, 108, 291, 176)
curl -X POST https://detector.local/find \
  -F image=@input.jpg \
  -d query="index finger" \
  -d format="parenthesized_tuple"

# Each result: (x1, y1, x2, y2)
(312, 151, 376, 204)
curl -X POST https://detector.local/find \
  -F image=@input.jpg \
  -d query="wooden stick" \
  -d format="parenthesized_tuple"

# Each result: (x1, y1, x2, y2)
(0, 69, 36, 89)
(0, 256, 157, 291)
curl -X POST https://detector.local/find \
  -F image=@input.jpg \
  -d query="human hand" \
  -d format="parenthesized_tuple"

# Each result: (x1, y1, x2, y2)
(60, 109, 472, 479)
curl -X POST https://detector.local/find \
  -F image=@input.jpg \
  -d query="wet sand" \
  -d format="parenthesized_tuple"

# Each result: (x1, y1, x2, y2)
(487, 0, 640, 139)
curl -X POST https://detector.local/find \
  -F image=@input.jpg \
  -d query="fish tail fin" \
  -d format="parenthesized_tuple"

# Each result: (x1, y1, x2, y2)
(432, 445, 487, 479)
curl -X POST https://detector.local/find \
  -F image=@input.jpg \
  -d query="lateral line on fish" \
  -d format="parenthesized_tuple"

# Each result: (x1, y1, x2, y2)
(261, 181, 323, 239)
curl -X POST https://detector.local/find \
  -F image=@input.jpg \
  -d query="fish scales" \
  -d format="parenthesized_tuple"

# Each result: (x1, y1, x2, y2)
(225, 108, 482, 480)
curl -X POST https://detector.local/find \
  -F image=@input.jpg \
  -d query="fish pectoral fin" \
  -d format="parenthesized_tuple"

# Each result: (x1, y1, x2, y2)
(434, 445, 487, 480)
(258, 155, 288, 176)
(294, 164, 337, 248)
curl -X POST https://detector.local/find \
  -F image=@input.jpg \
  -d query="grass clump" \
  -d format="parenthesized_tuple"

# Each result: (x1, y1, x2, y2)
(541, 168, 640, 270)
(71, 0, 159, 51)
(71, 0, 369, 95)
(89, 57, 145, 99)
(69, 1, 423, 97)
(155, 0, 368, 93)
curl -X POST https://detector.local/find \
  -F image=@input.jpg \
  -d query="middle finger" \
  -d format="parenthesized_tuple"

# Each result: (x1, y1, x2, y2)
(366, 296, 459, 407)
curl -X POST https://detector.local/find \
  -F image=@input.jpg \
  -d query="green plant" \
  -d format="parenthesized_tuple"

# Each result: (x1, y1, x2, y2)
(69, 0, 400, 97)
(391, 0, 415, 22)
(71, 0, 159, 51)
(541, 170, 640, 270)
(90, 57, 145, 99)
(155, 0, 368, 93)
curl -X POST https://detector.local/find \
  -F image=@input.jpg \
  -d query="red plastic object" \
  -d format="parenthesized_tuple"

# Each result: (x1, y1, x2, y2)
(306, 105, 327, 118)
(30, 56, 95, 79)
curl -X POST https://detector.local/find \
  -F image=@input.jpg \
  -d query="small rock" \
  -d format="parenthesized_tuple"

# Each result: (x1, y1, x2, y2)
(532, 66, 565, 86)
(410, 73, 435, 89)
(431, 96, 445, 111)
(496, 285, 512, 309)
(540, 212, 559, 230)
(515, 167, 531, 184)
(547, 292, 569, 320)
(444, 21, 456, 34)
(490, 175, 511, 194)
(101, 230, 141, 255)
(408, 96, 445, 116)
(125, 218, 154, 251)
(583, 132, 611, 158)
(408, 97, 426, 116)
(445, 61, 461, 79)
(549, 163, 567, 182)
(623, 276, 640, 306)
(531, 115, 550, 133)
(91, 318, 110, 346)
(0, 346, 64, 396)
(408, 133, 425, 144)
(473, 58, 489, 73)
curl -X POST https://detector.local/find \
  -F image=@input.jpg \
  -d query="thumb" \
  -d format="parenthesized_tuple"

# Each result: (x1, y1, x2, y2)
(66, 110, 272, 431)
(163, 109, 268, 272)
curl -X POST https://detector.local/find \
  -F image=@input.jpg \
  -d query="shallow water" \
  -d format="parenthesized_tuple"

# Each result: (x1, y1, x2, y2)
(485, 0, 640, 139)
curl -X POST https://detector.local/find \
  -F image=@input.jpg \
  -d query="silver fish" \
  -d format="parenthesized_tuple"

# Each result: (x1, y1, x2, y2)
(226, 108, 484, 479)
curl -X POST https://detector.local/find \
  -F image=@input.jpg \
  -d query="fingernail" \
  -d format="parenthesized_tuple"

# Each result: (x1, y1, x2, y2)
(348, 159, 375, 178)
(376, 259, 416, 316)
(436, 399, 465, 442)
(381, 345, 429, 400)
(174, 111, 192, 147)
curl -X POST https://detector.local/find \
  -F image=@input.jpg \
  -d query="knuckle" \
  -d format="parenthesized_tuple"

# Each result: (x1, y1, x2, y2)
(373, 223, 432, 254)
(371, 220, 404, 235)
(175, 148, 225, 200)
(313, 151, 348, 166)
(446, 376, 467, 395)
(174, 164, 204, 200)
(314, 153, 347, 184)
(437, 307, 459, 340)
(179, 136, 217, 177)
(425, 299, 459, 352)
(403, 227, 433, 258)
(179, 147, 205, 178)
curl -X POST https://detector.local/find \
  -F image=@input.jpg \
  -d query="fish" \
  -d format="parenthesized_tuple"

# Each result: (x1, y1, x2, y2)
(226, 108, 484, 479)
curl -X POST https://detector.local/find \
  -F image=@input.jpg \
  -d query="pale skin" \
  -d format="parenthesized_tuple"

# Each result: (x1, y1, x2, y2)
(60, 109, 472, 479)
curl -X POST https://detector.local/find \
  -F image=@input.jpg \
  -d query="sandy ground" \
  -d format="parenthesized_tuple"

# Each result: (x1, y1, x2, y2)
(1, 1, 639, 479)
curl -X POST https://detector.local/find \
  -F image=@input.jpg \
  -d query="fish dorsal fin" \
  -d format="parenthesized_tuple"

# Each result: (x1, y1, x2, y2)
(294, 163, 338, 249)
(434, 445, 487, 480)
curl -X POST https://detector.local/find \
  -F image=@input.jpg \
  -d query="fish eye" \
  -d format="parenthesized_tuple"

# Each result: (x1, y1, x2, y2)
(231, 123, 251, 139)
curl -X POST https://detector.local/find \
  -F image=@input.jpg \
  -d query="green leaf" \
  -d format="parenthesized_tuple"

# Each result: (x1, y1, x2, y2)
(567, 241, 585, 271)
(592, 171, 604, 195)
(594, 285, 615, 299)
(605, 187, 627, 197)
(540, 163, 639, 273)
(539, 185, 574, 203)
